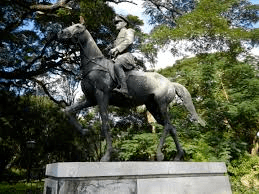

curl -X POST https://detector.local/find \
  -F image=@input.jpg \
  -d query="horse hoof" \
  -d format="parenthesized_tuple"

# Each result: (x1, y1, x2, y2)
(100, 156, 110, 162)
(113, 88, 132, 99)
(100, 151, 112, 162)
(156, 153, 164, 161)
(173, 156, 181, 161)
(173, 151, 184, 161)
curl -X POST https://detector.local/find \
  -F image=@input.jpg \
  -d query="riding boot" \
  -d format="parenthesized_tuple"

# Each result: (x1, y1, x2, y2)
(114, 64, 129, 95)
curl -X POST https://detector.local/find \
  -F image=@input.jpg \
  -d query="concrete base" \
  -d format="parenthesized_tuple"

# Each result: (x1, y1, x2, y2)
(44, 162, 232, 194)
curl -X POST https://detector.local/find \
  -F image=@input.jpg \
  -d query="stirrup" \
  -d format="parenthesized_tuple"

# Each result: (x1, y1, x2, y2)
(113, 88, 132, 98)
(113, 87, 127, 94)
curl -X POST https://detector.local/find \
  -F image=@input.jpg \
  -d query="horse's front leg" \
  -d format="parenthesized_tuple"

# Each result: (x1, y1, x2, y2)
(95, 90, 113, 162)
(63, 100, 92, 135)
(65, 100, 91, 113)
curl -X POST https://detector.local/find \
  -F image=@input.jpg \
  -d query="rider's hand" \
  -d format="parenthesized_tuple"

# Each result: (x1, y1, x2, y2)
(109, 48, 119, 58)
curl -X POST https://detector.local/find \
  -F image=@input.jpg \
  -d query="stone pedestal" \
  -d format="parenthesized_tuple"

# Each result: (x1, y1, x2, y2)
(44, 162, 232, 194)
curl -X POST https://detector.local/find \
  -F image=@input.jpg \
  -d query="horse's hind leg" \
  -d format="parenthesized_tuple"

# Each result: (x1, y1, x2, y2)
(159, 122, 184, 161)
(147, 100, 184, 161)
(167, 124, 184, 161)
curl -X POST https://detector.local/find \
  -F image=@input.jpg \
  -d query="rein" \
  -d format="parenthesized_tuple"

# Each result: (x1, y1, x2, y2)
(75, 35, 115, 81)
(77, 36, 104, 66)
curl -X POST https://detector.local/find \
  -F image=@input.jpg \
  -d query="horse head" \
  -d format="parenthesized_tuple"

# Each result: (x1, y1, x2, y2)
(57, 23, 86, 43)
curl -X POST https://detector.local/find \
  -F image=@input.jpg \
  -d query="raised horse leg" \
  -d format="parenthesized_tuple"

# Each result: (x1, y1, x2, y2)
(95, 89, 113, 162)
(65, 100, 92, 113)
(147, 99, 184, 161)
(64, 100, 93, 135)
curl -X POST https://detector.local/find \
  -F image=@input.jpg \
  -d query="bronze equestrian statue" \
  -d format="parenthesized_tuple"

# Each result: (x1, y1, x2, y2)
(57, 22, 205, 162)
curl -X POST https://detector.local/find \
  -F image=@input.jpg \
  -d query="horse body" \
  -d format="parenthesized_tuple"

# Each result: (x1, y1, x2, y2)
(58, 23, 205, 161)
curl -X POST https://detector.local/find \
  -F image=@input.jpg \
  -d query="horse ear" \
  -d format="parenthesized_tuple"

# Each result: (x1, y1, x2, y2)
(80, 16, 85, 25)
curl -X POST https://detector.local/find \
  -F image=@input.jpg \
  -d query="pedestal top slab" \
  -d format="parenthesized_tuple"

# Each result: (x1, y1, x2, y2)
(45, 162, 227, 178)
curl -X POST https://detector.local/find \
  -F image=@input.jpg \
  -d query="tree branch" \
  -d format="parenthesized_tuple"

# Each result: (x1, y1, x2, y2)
(30, 0, 72, 12)
(0, 10, 33, 41)
(107, 0, 137, 5)
(149, 0, 183, 19)
(30, 78, 69, 107)
(0, 60, 62, 80)
(58, 66, 77, 77)
(0, 31, 61, 80)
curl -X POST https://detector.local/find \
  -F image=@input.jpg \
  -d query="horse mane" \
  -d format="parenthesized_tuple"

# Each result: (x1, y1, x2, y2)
(78, 24, 104, 58)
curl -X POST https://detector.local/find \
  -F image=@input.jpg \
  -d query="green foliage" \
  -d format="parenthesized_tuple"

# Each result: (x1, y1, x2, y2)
(56, 8, 71, 17)
(158, 53, 259, 193)
(116, 133, 159, 161)
(0, 92, 92, 175)
(0, 181, 44, 194)
(79, 108, 107, 162)
(80, 0, 115, 32)
(143, 0, 195, 27)
(127, 14, 144, 32)
(229, 155, 259, 193)
(174, 0, 237, 37)
(161, 53, 259, 144)
(150, 0, 258, 54)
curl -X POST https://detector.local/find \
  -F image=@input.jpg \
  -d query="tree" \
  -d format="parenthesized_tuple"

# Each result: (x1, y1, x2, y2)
(0, 92, 75, 176)
(0, 0, 141, 102)
(147, 0, 259, 148)
(0, 0, 148, 170)
(149, 0, 258, 55)
(143, 1, 259, 191)
(1, 0, 79, 100)
(143, 0, 196, 27)
(0, 90, 121, 178)
(157, 52, 259, 192)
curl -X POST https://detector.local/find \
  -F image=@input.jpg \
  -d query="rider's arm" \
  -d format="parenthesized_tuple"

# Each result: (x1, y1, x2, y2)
(114, 28, 135, 53)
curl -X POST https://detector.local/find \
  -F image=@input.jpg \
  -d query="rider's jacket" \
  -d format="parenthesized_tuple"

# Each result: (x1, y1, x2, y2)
(114, 27, 135, 54)
(113, 27, 136, 70)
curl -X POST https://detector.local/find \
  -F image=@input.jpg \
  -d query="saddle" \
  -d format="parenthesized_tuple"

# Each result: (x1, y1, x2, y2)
(87, 57, 144, 82)
(92, 57, 117, 81)
(80, 57, 116, 81)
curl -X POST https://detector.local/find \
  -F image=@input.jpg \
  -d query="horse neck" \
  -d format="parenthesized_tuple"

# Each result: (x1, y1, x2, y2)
(79, 30, 103, 60)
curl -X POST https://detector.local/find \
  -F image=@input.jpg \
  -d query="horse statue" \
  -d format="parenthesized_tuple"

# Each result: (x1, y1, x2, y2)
(57, 23, 205, 162)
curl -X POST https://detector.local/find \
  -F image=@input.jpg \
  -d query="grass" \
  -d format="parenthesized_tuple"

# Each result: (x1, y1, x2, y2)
(0, 181, 44, 194)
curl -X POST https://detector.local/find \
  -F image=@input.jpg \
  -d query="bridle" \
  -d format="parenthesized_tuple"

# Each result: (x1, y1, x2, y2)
(66, 29, 115, 82)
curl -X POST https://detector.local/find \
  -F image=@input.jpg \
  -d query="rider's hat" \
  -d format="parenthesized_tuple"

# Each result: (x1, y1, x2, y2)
(114, 15, 129, 26)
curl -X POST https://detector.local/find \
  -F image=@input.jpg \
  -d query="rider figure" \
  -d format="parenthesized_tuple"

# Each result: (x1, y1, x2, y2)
(109, 15, 136, 95)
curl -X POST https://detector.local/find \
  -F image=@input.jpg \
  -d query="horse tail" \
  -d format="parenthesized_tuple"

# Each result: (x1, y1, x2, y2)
(172, 83, 206, 127)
